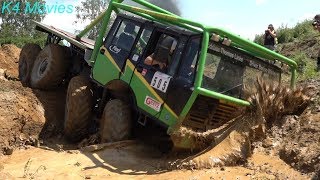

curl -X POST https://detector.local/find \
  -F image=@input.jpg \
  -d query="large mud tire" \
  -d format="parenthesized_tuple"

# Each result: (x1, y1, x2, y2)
(30, 44, 68, 89)
(18, 44, 41, 87)
(64, 76, 93, 142)
(100, 99, 132, 143)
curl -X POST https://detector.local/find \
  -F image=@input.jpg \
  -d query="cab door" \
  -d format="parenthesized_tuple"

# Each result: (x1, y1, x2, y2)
(129, 30, 180, 123)
(165, 37, 201, 116)
(92, 18, 141, 85)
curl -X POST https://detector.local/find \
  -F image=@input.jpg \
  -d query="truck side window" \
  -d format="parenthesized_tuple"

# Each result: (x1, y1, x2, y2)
(167, 39, 184, 76)
(113, 22, 138, 51)
(179, 37, 201, 83)
(131, 28, 153, 63)
(104, 19, 121, 47)
(143, 34, 178, 73)
(104, 19, 140, 70)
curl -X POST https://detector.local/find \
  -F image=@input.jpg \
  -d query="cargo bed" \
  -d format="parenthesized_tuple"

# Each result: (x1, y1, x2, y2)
(34, 21, 95, 50)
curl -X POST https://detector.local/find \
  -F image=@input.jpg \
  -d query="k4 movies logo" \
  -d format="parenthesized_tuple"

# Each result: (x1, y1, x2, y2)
(1, 1, 74, 14)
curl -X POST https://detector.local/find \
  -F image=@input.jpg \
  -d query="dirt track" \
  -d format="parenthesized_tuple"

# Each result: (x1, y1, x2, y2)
(0, 141, 309, 179)
(0, 44, 319, 179)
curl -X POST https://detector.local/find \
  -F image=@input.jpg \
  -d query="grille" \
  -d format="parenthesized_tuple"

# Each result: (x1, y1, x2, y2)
(182, 95, 240, 131)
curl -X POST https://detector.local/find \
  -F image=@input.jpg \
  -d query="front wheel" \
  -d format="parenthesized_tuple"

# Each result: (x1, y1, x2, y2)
(100, 99, 132, 143)
(64, 75, 93, 142)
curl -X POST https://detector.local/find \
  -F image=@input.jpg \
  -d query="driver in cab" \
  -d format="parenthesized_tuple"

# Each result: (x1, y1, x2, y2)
(144, 35, 177, 70)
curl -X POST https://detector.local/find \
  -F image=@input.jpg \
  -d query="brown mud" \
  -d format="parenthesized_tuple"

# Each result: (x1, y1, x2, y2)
(169, 78, 313, 171)
(0, 44, 67, 155)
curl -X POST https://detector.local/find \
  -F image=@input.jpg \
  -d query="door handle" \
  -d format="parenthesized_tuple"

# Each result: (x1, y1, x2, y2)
(136, 65, 143, 73)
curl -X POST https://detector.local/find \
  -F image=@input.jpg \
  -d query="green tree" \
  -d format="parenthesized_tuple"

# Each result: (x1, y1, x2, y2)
(277, 24, 294, 43)
(253, 34, 264, 45)
(74, 0, 110, 40)
(0, 0, 46, 46)
(292, 20, 317, 39)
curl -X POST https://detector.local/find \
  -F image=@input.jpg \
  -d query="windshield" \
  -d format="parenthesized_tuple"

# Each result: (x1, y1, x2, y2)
(202, 40, 281, 99)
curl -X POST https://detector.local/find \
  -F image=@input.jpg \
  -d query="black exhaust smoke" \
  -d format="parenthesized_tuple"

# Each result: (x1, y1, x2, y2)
(124, 0, 181, 16)
(147, 0, 180, 15)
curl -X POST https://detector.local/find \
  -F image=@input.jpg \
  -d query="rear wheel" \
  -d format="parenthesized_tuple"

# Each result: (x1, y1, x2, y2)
(30, 44, 69, 89)
(18, 44, 41, 86)
(100, 99, 132, 143)
(64, 75, 93, 142)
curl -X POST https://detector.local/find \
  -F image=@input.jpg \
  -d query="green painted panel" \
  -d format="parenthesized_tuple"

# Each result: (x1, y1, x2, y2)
(123, 62, 178, 127)
(92, 53, 119, 85)
(120, 63, 134, 83)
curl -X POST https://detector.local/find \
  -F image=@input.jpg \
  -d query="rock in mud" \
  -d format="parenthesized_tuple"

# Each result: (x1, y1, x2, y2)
(3, 146, 13, 155)
(0, 68, 8, 81)
(0, 68, 6, 76)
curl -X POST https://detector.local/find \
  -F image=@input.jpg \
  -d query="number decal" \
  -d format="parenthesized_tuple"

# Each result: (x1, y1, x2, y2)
(150, 72, 172, 93)
(157, 79, 162, 89)
(162, 81, 167, 91)
(152, 76, 158, 87)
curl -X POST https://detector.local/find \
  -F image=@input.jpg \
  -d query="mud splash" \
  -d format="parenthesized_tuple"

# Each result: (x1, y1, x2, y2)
(170, 129, 251, 169)
(170, 78, 312, 170)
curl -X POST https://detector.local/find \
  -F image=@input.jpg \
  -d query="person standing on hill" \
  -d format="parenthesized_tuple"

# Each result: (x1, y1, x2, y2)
(312, 14, 320, 71)
(263, 24, 277, 51)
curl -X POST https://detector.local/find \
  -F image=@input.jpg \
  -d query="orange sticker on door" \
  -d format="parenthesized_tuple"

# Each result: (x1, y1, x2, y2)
(144, 96, 162, 112)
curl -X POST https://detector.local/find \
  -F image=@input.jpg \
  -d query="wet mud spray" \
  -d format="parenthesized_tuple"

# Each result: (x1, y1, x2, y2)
(169, 78, 312, 170)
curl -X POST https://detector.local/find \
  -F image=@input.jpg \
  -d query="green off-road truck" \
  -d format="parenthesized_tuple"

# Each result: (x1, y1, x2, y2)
(18, 0, 297, 150)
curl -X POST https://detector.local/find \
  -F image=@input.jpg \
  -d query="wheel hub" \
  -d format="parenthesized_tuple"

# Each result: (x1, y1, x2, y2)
(37, 58, 48, 77)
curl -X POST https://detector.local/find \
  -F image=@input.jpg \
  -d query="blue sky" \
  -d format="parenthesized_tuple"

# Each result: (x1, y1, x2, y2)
(43, 0, 319, 40)
(179, 0, 319, 39)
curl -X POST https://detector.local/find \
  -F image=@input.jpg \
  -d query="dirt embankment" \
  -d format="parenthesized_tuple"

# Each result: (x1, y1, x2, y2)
(0, 44, 44, 155)
(279, 36, 320, 58)
(271, 80, 320, 176)
(0, 44, 66, 155)
(0, 44, 21, 78)
(0, 44, 319, 179)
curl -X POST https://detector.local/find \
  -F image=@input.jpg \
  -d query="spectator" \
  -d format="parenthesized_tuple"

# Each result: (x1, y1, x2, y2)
(263, 24, 277, 51)
(312, 14, 320, 71)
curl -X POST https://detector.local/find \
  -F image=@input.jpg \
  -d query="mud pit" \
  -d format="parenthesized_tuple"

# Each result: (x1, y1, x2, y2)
(0, 44, 319, 179)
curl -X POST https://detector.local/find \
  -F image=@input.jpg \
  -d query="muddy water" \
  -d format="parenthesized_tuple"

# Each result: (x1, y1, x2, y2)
(169, 79, 311, 170)
(174, 130, 251, 169)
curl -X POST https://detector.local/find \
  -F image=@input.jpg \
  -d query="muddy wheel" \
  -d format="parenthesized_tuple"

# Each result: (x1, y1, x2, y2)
(100, 99, 132, 143)
(64, 75, 93, 142)
(18, 44, 41, 86)
(30, 44, 68, 89)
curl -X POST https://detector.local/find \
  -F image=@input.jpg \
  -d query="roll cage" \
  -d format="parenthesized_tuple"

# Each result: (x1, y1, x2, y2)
(76, 0, 297, 117)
